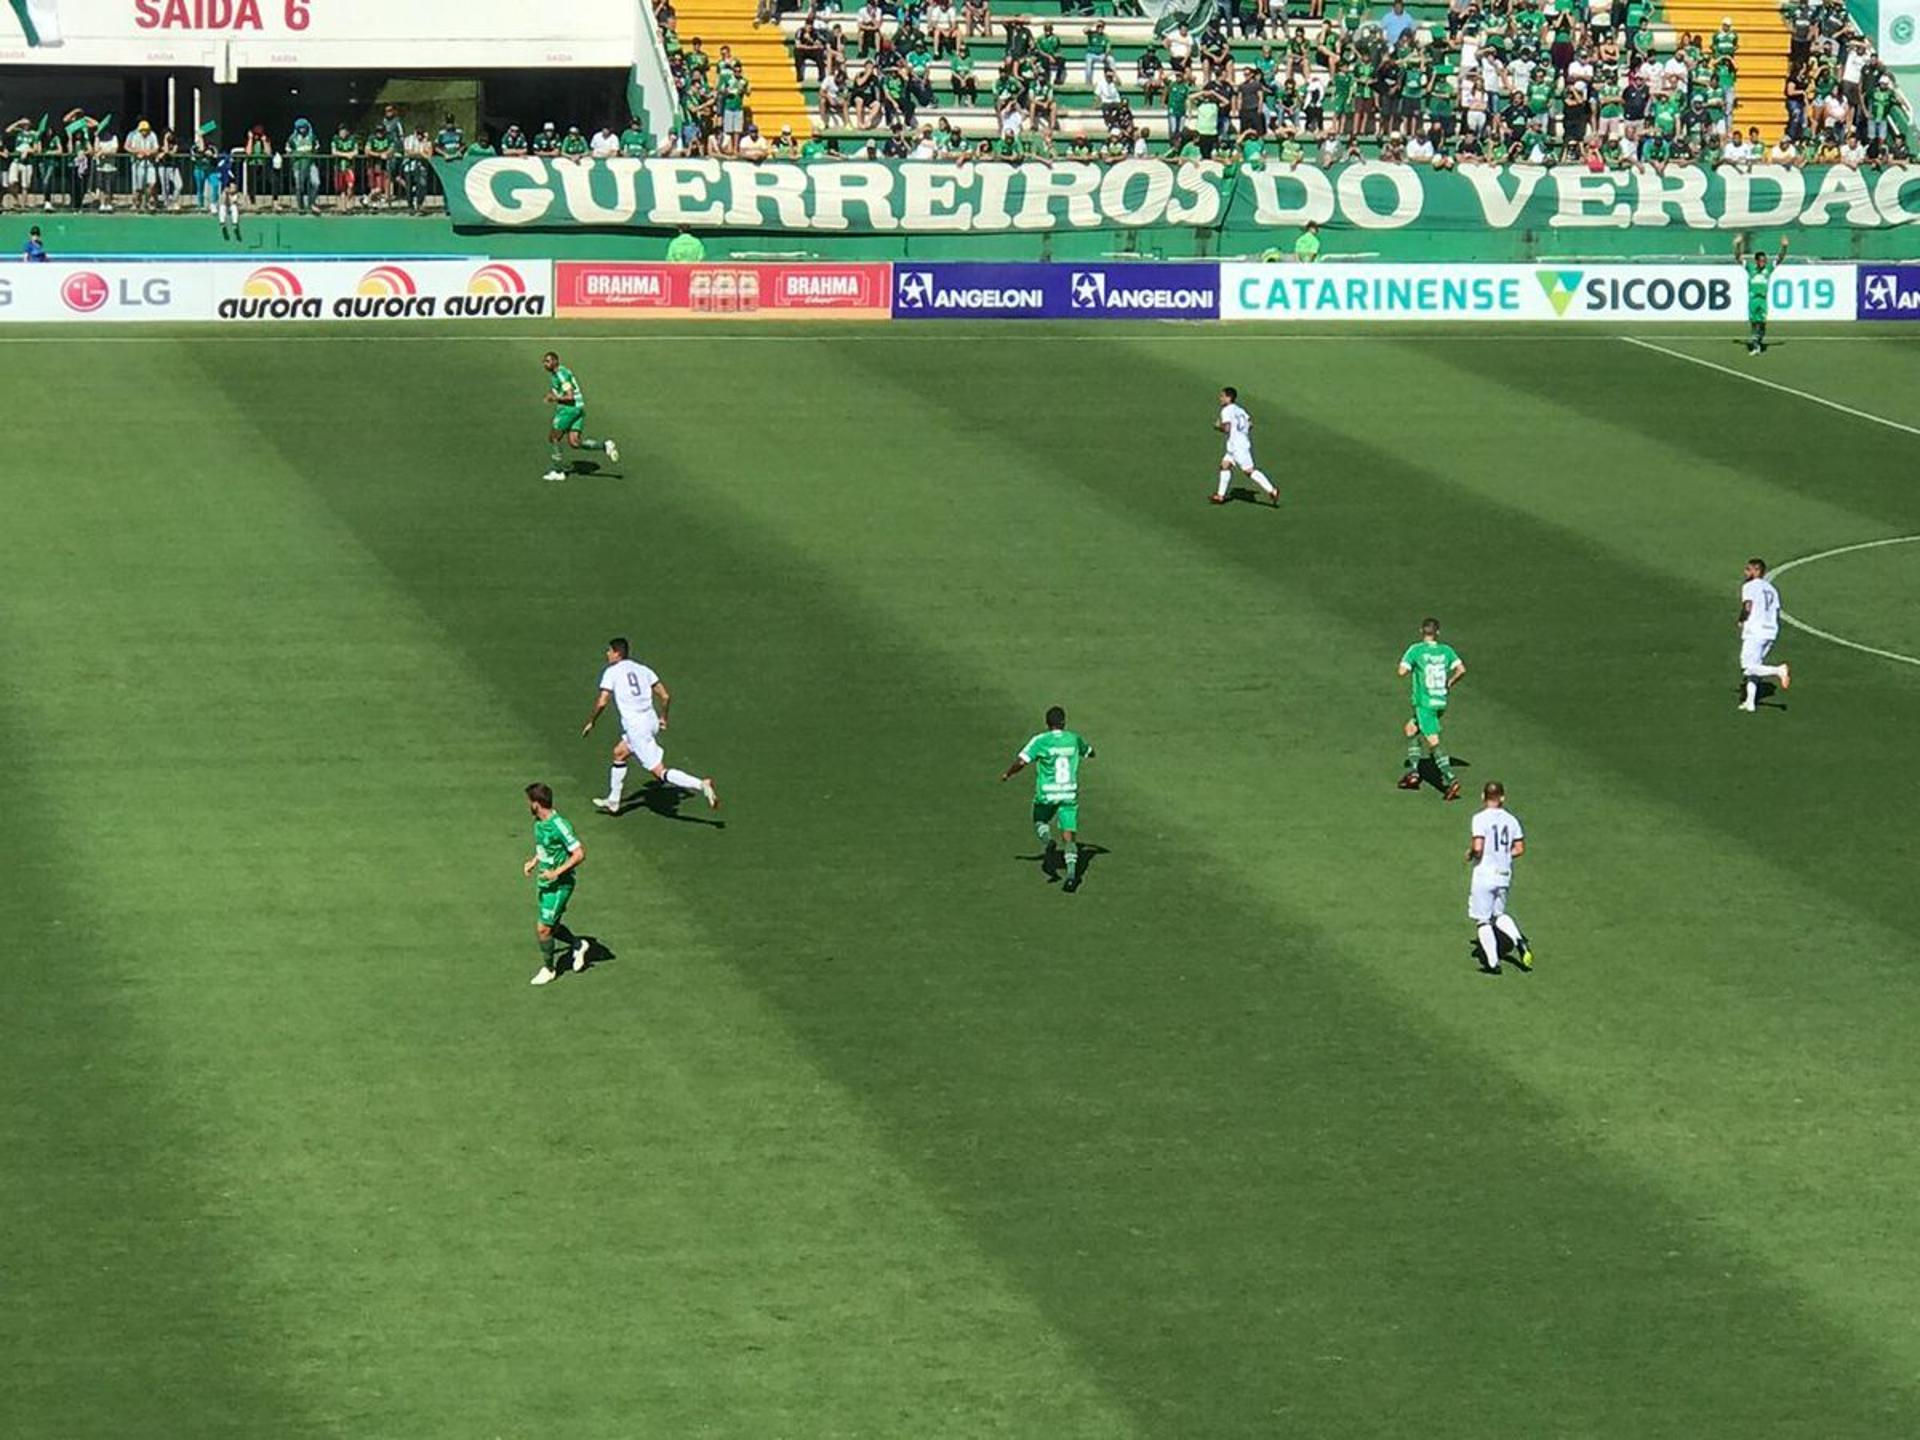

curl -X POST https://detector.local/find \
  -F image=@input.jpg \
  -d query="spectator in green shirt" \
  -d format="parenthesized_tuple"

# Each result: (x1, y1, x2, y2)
(666, 226, 706, 261)
(620, 117, 652, 157)
(1082, 20, 1112, 87)
(1294, 220, 1322, 262)
(559, 125, 591, 162)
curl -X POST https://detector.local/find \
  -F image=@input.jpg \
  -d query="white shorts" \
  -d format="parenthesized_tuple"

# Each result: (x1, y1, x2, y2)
(6, 160, 31, 187)
(1468, 879, 1510, 923)
(1223, 438, 1254, 470)
(1740, 634, 1776, 673)
(620, 719, 664, 771)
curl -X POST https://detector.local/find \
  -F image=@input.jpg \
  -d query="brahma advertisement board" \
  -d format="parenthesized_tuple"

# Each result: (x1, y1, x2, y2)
(554, 262, 890, 318)
(1222, 262, 1857, 322)
(210, 259, 552, 320)
(890, 262, 1220, 319)
(0, 261, 211, 321)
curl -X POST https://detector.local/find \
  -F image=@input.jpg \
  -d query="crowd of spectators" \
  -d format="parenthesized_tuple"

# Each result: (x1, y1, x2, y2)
(0, 104, 660, 213)
(763, 0, 1913, 168)
(3, 0, 1910, 206)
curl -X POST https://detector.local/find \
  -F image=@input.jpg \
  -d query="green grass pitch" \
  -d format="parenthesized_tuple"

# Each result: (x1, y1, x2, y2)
(3, 320, 1919, 1438)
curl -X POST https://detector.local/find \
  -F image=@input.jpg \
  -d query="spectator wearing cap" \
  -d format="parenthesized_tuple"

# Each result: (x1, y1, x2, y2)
(126, 118, 160, 211)
(619, 116, 652, 158)
(364, 119, 394, 205)
(771, 123, 799, 158)
(330, 121, 361, 207)
(286, 117, 321, 213)
(531, 121, 561, 157)
(739, 123, 769, 160)
(559, 125, 591, 164)
(500, 124, 529, 157)
(23, 223, 47, 260)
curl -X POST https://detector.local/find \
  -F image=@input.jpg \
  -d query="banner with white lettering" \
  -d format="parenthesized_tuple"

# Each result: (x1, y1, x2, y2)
(436, 158, 1920, 244)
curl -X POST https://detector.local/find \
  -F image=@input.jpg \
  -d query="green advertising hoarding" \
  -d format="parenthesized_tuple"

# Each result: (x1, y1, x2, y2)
(435, 158, 1920, 261)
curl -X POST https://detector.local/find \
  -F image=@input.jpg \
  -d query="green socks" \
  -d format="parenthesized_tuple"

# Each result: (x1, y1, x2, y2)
(549, 445, 565, 465)
(538, 937, 558, 970)
(1035, 821, 1052, 845)
(1064, 844, 1079, 880)
(581, 437, 606, 452)
(1403, 735, 1423, 772)
(1434, 750, 1456, 784)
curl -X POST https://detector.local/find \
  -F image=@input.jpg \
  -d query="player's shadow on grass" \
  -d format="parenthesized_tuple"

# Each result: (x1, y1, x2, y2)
(622, 779, 726, 828)
(1743, 680, 1789, 710)
(563, 935, 618, 973)
(1221, 487, 1279, 507)
(1015, 842, 1111, 887)
(1408, 755, 1471, 793)
(567, 460, 620, 479)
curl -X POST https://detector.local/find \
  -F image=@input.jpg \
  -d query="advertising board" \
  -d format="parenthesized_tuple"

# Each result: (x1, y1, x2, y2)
(890, 262, 1219, 319)
(208, 259, 552, 320)
(554, 261, 890, 317)
(0, 260, 210, 320)
(1221, 263, 1857, 322)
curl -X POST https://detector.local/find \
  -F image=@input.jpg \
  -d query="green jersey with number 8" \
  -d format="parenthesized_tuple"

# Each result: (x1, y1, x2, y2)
(1021, 729, 1093, 804)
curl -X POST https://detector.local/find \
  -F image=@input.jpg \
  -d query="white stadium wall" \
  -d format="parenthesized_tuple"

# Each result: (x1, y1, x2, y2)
(0, 0, 642, 73)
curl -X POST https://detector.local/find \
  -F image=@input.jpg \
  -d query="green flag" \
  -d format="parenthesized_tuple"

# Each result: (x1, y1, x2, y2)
(7, 1, 63, 48)
(198, 120, 218, 136)
(35, 111, 48, 138)
(97, 112, 113, 136)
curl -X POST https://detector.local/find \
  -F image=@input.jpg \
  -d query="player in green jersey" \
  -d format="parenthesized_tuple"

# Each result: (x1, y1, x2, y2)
(541, 351, 620, 481)
(1733, 234, 1788, 355)
(1001, 705, 1095, 892)
(523, 782, 590, 985)
(1397, 617, 1467, 800)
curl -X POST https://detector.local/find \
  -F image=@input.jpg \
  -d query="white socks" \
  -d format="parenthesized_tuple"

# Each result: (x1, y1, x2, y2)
(1250, 469, 1276, 496)
(1215, 468, 1232, 499)
(1493, 915, 1524, 947)
(606, 764, 627, 805)
(664, 767, 703, 792)
(1477, 923, 1502, 970)
(1743, 679, 1759, 707)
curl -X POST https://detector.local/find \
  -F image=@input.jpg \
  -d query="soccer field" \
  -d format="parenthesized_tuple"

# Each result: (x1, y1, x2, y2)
(5, 320, 1919, 1438)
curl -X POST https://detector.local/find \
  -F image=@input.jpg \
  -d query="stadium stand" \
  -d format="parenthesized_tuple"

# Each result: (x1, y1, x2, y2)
(1, 0, 1910, 211)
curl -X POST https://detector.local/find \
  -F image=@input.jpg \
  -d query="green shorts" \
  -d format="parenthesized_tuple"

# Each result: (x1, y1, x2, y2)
(1412, 705, 1446, 739)
(536, 880, 575, 928)
(1034, 800, 1080, 833)
(552, 404, 585, 435)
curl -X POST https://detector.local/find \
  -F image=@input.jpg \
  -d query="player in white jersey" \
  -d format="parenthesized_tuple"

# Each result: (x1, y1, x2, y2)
(1466, 781, 1532, 974)
(1736, 556, 1792, 713)
(1210, 386, 1280, 506)
(582, 636, 720, 814)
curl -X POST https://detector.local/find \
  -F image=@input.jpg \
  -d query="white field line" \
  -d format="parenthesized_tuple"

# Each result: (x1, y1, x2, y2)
(1771, 536, 1920, 668)
(1620, 335, 1920, 439)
